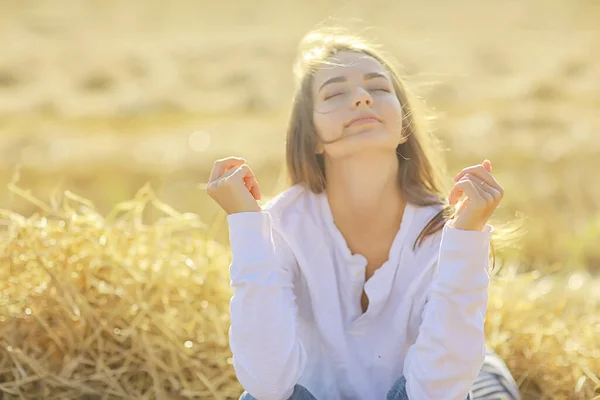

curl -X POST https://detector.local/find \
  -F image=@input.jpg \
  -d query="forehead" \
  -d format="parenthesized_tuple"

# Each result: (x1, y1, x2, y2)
(312, 51, 388, 86)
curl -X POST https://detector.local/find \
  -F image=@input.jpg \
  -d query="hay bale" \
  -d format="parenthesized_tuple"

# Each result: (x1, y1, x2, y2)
(0, 184, 242, 399)
(486, 268, 600, 399)
(0, 183, 598, 399)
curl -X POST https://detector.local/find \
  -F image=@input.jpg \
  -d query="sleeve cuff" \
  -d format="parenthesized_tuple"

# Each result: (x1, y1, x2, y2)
(435, 220, 493, 289)
(443, 220, 494, 237)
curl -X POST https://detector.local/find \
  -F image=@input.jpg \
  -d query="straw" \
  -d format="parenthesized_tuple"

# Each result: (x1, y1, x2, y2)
(1, 183, 598, 399)
(1, 184, 238, 399)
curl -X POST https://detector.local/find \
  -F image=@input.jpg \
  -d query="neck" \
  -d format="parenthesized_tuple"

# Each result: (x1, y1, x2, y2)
(324, 151, 404, 229)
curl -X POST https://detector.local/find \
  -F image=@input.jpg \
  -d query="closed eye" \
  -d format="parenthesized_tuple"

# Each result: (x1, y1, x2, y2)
(324, 88, 389, 100)
(324, 93, 343, 100)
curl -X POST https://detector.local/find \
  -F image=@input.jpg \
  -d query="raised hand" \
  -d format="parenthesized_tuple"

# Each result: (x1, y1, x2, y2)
(449, 159, 504, 231)
(206, 157, 262, 215)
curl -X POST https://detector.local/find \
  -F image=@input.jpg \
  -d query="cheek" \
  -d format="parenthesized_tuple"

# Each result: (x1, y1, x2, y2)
(381, 98, 403, 125)
(313, 111, 343, 141)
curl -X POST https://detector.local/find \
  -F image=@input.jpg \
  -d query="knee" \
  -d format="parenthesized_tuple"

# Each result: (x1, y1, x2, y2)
(238, 391, 252, 400)
(386, 376, 409, 400)
(386, 377, 470, 400)
(239, 384, 314, 400)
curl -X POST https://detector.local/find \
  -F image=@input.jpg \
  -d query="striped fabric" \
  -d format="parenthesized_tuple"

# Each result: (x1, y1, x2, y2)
(470, 347, 521, 400)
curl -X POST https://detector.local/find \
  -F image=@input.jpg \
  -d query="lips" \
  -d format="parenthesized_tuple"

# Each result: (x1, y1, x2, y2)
(345, 115, 382, 127)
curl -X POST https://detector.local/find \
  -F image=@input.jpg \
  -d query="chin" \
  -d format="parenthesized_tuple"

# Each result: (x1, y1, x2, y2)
(348, 127, 398, 144)
(335, 130, 400, 157)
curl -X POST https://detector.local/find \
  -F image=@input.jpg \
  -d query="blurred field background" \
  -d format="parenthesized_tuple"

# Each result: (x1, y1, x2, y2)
(0, 0, 599, 399)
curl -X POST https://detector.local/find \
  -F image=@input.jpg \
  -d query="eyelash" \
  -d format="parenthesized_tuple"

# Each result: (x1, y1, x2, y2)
(324, 88, 390, 100)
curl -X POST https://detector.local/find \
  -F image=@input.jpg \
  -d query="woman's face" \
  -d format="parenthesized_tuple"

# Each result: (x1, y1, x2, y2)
(311, 51, 406, 159)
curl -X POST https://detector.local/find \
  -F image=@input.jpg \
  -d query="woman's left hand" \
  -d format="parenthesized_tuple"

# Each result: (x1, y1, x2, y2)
(448, 159, 504, 231)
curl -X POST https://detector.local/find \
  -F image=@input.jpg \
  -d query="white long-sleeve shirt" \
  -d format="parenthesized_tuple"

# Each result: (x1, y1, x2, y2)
(227, 184, 492, 400)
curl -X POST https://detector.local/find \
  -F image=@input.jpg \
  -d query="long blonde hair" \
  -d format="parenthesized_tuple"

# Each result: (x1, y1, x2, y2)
(285, 29, 455, 251)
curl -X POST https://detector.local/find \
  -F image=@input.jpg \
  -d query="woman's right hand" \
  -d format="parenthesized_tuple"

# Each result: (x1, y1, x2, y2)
(206, 157, 262, 215)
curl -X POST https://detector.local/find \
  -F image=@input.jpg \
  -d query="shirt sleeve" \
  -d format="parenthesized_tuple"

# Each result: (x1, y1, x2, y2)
(403, 220, 493, 400)
(227, 211, 307, 400)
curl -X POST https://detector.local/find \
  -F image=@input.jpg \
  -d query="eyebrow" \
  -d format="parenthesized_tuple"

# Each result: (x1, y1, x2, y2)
(318, 72, 388, 93)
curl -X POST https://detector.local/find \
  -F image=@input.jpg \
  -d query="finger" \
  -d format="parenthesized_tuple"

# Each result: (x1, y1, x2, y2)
(467, 174, 495, 204)
(227, 165, 260, 199)
(449, 174, 471, 205)
(449, 177, 469, 206)
(450, 175, 488, 206)
(450, 179, 475, 207)
(454, 164, 495, 184)
(449, 186, 463, 206)
(449, 177, 464, 205)
(453, 164, 503, 196)
(212, 164, 244, 189)
(463, 173, 502, 202)
(209, 157, 246, 183)
(227, 163, 257, 185)
(244, 176, 262, 200)
(250, 183, 261, 200)
(483, 159, 492, 173)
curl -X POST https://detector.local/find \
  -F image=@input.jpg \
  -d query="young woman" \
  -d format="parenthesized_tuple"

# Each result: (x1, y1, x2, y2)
(207, 30, 521, 400)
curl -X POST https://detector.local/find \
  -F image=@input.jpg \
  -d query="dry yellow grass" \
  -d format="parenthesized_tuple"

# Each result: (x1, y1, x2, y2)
(0, 0, 599, 399)
(0, 186, 598, 399)
(0, 185, 241, 399)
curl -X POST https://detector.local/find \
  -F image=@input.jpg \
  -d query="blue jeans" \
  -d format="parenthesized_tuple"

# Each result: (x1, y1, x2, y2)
(239, 376, 471, 400)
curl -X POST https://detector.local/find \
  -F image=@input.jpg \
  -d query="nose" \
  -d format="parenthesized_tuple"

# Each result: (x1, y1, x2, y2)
(352, 87, 372, 108)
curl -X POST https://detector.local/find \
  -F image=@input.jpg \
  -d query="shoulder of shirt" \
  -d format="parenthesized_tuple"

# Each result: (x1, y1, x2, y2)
(260, 183, 309, 224)
(406, 202, 447, 253)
